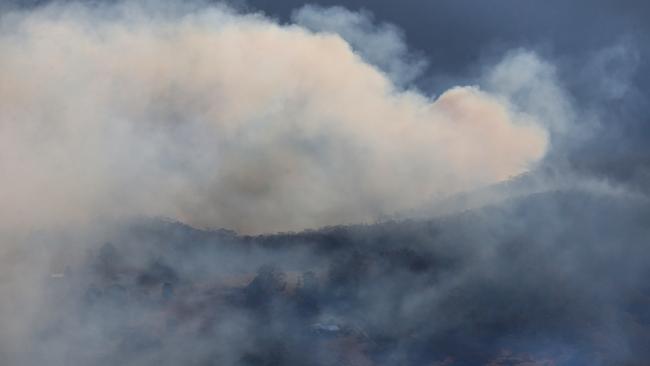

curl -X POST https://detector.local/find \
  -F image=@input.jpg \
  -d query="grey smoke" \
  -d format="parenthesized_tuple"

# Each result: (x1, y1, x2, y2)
(0, 1, 648, 366)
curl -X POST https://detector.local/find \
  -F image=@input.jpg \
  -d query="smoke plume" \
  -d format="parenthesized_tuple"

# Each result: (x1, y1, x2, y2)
(0, 1, 551, 234)
(2, 2, 650, 366)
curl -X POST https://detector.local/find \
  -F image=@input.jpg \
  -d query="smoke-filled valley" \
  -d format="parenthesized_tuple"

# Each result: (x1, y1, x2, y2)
(16, 185, 650, 365)
(1, 1, 650, 365)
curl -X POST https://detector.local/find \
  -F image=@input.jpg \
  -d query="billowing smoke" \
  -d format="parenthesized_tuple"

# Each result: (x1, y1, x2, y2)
(0, 1, 551, 234)
(7, 2, 647, 366)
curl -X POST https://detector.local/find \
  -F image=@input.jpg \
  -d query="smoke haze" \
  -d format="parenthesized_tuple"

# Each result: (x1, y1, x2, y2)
(1, 1, 649, 366)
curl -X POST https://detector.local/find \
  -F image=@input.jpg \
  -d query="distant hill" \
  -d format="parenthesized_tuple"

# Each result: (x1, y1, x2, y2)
(27, 187, 650, 365)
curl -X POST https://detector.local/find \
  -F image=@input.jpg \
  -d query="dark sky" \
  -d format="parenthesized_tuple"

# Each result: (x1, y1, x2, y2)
(246, 0, 648, 74)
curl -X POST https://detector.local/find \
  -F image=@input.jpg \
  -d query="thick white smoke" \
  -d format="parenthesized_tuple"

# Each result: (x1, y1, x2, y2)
(0, 2, 549, 234)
